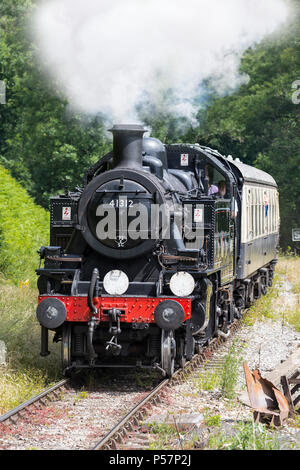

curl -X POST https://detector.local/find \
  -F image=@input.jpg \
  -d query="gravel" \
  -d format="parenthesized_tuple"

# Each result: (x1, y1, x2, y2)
(237, 320, 300, 378)
(0, 385, 151, 450)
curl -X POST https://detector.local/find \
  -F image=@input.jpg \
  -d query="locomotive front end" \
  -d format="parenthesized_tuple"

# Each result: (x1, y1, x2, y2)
(36, 124, 198, 376)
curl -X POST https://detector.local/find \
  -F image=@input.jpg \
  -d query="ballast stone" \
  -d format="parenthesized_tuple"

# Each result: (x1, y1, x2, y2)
(144, 413, 204, 431)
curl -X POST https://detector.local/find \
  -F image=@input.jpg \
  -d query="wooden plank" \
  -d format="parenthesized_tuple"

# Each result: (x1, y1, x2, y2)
(291, 385, 300, 395)
(293, 394, 300, 407)
(289, 370, 300, 380)
(281, 375, 296, 415)
(265, 349, 300, 387)
(289, 379, 300, 385)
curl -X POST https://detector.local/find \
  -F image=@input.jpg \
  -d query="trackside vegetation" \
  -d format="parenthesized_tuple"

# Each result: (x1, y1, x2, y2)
(0, 166, 58, 413)
(0, 279, 60, 413)
(0, 165, 49, 284)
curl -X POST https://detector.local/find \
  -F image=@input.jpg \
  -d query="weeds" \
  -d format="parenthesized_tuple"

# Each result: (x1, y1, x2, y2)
(242, 256, 300, 332)
(0, 279, 60, 413)
(220, 341, 243, 399)
(243, 281, 279, 326)
(148, 422, 177, 450)
(194, 367, 220, 392)
(291, 415, 300, 429)
(73, 391, 89, 405)
(203, 409, 221, 428)
(195, 341, 243, 400)
(208, 421, 281, 450)
(276, 256, 300, 332)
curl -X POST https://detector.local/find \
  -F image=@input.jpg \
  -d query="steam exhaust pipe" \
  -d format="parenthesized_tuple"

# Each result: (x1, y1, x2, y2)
(109, 124, 146, 169)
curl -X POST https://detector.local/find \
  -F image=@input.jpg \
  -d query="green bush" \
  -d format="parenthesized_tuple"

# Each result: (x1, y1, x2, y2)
(0, 165, 49, 284)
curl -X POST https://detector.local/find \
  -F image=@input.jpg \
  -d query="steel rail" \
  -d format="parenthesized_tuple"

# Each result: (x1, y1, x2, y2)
(0, 378, 70, 424)
(93, 320, 241, 450)
(93, 378, 169, 450)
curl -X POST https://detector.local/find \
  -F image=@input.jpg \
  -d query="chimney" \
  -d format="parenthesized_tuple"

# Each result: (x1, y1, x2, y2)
(109, 124, 146, 169)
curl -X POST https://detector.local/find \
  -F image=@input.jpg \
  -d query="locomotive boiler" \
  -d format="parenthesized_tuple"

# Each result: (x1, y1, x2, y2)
(36, 124, 279, 376)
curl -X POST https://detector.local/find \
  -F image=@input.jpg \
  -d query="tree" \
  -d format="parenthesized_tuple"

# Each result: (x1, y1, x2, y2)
(0, 0, 110, 207)
(188, 0, 300, 249)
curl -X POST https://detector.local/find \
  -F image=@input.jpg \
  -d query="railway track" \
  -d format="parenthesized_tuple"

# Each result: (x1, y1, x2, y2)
(0, 378, 70, 426)
(93, 320, 241, 450)
(0, 320, 241, 450)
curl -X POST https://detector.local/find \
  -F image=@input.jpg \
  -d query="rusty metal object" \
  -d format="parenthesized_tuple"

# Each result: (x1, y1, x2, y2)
(243, 362, 290, 427)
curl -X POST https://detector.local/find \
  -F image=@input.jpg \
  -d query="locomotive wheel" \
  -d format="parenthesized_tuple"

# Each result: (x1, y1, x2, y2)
(61, 324, 72, 373)
(161, 330, 176, 377)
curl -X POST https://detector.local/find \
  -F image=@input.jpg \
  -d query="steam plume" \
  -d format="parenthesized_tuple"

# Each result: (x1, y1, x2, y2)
(34, 0, 289, 124)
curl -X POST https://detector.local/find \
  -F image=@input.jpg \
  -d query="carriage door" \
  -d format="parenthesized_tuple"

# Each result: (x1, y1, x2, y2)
(215, 200, 234, 285)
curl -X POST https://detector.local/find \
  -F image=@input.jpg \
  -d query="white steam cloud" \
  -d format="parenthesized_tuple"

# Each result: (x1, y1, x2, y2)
(34, 0, 289, 124)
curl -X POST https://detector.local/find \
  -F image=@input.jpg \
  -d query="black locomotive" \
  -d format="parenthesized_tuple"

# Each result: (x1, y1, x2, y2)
(36, 125, 279, 376)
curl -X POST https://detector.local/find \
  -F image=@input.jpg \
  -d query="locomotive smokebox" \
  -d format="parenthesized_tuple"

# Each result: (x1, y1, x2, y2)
(109, 124, 146, 169)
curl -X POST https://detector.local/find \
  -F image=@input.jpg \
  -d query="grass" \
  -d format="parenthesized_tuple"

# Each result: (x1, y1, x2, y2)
(277, 253, 300, 292)
(242, 255, 300, 332)
(148, 422, 178, 450)
(0, 165, 49, 285)
(208, 421, 281, 450)
(291, 415, 300, 429)
(195, 341, 243, 400)
(220, 341, 243, 399)
(203, 409, 221, 428)
(0, 278, 60, 413)
(243, 281, 280, 326)
(194, 367, 220, 392)
(276, 255, 300, 332)
(0, 168, 57, 412)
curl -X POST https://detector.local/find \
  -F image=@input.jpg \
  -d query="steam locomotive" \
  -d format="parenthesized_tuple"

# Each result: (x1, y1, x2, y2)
(36, 125, 279, 376)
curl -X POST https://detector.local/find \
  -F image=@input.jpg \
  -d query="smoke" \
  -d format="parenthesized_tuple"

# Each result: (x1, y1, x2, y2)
(34, 0, 289, 124)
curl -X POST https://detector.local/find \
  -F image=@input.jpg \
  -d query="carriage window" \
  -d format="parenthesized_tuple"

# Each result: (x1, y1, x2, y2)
(255, 188, 258, 238)
(260, 188, 263, 236)
(270, 191, 273, 232)
(268, 191, 272, 233)
(258, 188, 262, 236)
(274, 191, 276, 232)
(276, 191, 279, 232)
(248, 189, 252, 240)
(264, 190, 269, 234)
(252, 188, 256, 238)
(260, 189, 263, 236)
